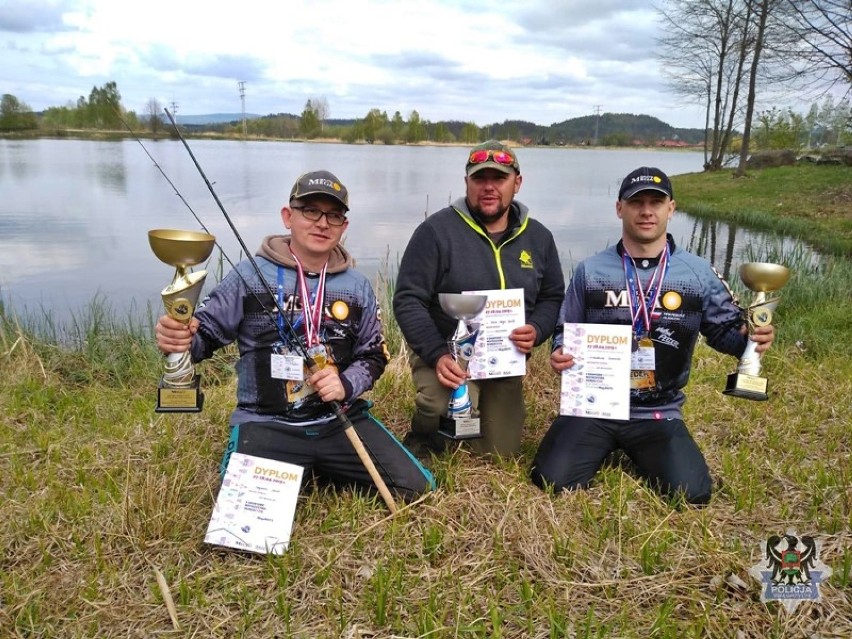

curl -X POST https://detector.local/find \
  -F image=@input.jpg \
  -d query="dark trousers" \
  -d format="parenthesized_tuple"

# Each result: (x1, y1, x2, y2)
(530, 415, 712, 505)
(221, 401, 435, 503)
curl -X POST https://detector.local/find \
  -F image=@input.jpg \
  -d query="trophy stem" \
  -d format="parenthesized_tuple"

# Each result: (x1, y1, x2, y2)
(164, 351, 196, 387)
(163, 269, 207, 300)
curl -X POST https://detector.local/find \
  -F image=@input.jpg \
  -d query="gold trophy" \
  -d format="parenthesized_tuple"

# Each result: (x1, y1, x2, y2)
(149, 229, 216, 412)
(723, 262, 790, 401)
(438, 293, 487, 439)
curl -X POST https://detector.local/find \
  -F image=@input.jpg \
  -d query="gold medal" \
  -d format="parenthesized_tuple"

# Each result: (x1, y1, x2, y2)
(630, 369, 657, 390)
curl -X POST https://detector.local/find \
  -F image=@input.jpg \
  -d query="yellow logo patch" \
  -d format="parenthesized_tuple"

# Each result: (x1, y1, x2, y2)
(662, 291, 682, 310)
(331, 300, 350, 320)
(519, 250, 533, 269)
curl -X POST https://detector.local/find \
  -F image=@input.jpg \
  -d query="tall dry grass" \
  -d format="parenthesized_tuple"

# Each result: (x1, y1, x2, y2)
(1, 250, 850, 638)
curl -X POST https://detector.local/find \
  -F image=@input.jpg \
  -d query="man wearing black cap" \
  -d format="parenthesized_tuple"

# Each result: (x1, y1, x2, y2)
(156, 170, 434, 502)
(530, 166, 775, 505)
(393, 141, 565, 458)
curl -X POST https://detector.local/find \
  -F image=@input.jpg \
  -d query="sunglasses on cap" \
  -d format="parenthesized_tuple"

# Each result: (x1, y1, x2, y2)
(468, 149, 516, 167)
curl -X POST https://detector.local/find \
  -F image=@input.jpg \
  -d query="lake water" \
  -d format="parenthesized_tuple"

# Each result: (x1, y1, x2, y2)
(0, 139, 798, 322)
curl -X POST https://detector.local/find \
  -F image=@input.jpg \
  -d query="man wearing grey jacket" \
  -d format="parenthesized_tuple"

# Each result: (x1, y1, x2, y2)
(393, 141, 565, 459)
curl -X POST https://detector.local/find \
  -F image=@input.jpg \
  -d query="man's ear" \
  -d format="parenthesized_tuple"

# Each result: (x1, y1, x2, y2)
(281, 206, 292, 229)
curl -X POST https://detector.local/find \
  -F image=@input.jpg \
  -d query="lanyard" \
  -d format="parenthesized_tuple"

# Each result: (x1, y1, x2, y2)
(289, 250, 327, 347)
(622, 244, 669, 338)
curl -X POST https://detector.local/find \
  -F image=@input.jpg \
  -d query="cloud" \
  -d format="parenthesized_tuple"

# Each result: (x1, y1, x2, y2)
(184, 55, 267, 82)
(0, 0, 714, 128)
(0, 0, 72, 33)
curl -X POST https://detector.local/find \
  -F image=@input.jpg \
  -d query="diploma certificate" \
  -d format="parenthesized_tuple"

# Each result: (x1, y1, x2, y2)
(205, 453, 303, 555)
(463, 288, 526, 380)
(560, 323, 632, 420)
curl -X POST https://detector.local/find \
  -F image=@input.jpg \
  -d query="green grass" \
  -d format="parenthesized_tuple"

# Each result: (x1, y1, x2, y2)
(2, 165, 851, 637)
(672, 164, 852, 257)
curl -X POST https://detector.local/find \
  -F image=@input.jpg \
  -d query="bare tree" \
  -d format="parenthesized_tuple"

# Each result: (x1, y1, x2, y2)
(146, 98, 163, 135)
(736, 0, 779, 176)
(783, 0, 852, 89)
(310, 96, 330, 132)
(657, 0, 754, 170)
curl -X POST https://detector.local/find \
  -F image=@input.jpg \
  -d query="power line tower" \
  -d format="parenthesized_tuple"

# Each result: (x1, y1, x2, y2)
(593, 105, 603, 145)
(238, 81, 247, 138)
(169, 100, 178, 122)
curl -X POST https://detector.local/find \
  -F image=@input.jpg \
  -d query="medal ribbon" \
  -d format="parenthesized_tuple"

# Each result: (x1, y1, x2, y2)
(622, 244, 670, 338)
(276, 266, 287, 334)
(289, 250, 327, 347)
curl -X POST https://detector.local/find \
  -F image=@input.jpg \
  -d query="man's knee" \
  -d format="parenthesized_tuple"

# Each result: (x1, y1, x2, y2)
(657, 476, 713, 507)
(530, 461, 590, 494)
(681, 479, 713, 506)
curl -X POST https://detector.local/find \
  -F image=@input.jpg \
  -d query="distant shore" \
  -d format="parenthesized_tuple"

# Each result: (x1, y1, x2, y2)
(0, 127, 703, 151)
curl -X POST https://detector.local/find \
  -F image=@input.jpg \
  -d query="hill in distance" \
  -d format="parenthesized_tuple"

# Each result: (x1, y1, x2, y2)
(175, 111, 707, 145)
(175, 113, 262, 125)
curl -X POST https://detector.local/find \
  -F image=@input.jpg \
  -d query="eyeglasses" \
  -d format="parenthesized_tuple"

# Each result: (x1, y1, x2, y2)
(468, 149, 516, 167)
(291, 206, 347, 226)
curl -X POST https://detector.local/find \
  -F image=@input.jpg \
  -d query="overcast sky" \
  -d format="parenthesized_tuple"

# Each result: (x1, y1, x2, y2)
(3, 0, 714, 129)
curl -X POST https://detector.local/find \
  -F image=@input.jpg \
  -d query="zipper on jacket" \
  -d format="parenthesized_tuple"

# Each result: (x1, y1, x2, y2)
(455, 210, 529, 289)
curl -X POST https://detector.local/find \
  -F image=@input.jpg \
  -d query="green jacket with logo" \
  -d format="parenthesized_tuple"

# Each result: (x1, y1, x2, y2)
(393, 197, 565, 367)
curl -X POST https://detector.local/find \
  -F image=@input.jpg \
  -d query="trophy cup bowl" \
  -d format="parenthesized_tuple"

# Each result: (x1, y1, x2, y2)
(439, 293, 488, 321)
(437, 293, 488, 440)
(739, 262, 790, 293)
(723, 262, 790, 401)
(149, 228, 217, 268)
(149, 229, 216, 413)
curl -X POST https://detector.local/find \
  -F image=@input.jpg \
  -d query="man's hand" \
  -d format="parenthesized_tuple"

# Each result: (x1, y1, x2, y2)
(550, 348, 576, 374)
(743, 324, 775, 354)
(155, 315, 198, 353)
(308, 366, 346, 403)
(435, 353, 468, 389)
(509, 323, 537, 354)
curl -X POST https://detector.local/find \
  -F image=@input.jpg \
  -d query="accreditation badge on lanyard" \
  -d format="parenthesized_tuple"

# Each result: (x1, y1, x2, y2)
(623, 246, 669, 391)
(269, 266, 307, 381)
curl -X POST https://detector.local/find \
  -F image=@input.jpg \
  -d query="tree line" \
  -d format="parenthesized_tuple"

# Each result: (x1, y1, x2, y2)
(3, 81, 846, 155)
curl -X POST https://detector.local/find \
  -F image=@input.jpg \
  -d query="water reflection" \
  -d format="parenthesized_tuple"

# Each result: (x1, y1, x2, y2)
(684, 218, 740, 281)
(95, 142, 128, 192)
(0, 139, 819, 321)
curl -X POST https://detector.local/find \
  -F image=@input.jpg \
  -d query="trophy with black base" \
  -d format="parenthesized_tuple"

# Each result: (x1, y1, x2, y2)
(438, 293, 488, 439)
(149, 229, 216, 412)
(723, 262, 790, 401)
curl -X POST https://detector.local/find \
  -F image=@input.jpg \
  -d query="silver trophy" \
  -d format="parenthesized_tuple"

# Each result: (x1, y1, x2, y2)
(723, 262, 790, 401)
(438, 293, 488, 439)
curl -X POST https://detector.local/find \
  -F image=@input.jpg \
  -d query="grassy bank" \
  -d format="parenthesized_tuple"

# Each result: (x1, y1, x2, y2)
(2, 173, 851, 637)
(672, 164, 852, 257)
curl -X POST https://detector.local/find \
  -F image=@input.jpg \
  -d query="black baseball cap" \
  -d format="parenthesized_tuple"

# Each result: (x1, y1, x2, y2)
(289, 170, 349, 211)
(618, 167, 673, 200)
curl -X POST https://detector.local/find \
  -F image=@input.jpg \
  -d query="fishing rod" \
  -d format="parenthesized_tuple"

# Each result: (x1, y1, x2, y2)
(131, 110, 398, 513)
(116, 111, 289, 347)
